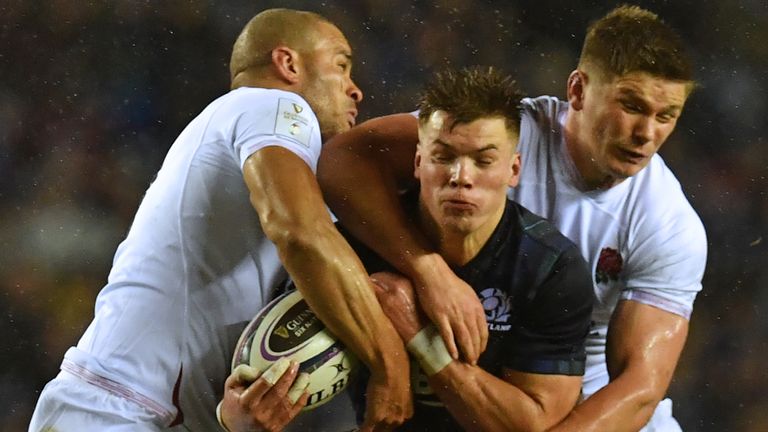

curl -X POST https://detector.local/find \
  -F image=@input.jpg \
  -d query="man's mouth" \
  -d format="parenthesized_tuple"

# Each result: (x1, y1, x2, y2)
(443, 198, 477, 211)
(347, 110, 358, 127)
(616, 147, 646, 163)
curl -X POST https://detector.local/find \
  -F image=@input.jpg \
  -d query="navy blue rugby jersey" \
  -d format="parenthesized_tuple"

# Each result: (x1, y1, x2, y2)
(340, 198, 594, 431)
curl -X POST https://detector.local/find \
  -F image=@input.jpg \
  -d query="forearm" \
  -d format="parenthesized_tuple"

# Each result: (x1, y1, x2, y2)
(318, 114, 430, 276)
(270, 219, 408, 373)
(320, 154, 429, 274)
(246, 147, 408, 375)
(548, 372, 662, 432)
(549, 301, 689, 432)
(427, 362, 574, 432)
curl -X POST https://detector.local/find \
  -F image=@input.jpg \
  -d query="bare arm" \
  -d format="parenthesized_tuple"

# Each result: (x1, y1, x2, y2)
(318, 114, 421, 271)
(243, 146, 412, 429)
(371, 271, 581, 432)
(549, 300, 689, 432)
(319, 113, 488, 363)
(431, 365, 581, 432)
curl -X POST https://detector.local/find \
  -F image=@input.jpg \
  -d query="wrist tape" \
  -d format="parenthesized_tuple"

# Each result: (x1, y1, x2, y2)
(216, 401, 232, 432)
(406, 324, 453, 376)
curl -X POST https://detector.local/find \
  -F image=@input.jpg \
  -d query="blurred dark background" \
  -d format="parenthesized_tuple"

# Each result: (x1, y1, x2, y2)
(1, 1, 766, 430)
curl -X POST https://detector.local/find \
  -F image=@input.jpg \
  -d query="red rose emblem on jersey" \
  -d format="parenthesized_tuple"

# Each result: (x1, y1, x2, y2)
(595, 247, 623, 284)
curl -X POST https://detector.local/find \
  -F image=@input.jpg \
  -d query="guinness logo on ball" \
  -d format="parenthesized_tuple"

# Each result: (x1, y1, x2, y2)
(269, 300, 324, 352)
(274, 326, 290, 339)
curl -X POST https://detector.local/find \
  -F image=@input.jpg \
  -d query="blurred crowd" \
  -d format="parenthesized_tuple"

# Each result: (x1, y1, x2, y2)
(1, 1, 766, 430)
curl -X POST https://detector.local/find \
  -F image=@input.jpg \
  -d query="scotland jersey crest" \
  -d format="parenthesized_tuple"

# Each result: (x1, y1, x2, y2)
(479, 288, 512, 331)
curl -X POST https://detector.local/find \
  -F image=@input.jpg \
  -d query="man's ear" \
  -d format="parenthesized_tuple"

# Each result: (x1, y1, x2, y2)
(507, 151, 521, 188)
(271, 46, 301, 84)
(414, 148, 422, 180)
(567, 70, 586, 111)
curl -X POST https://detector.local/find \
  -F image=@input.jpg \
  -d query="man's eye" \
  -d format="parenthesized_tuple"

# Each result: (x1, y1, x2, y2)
(622, 101, 641, 112)
(657, 113, 676, 124)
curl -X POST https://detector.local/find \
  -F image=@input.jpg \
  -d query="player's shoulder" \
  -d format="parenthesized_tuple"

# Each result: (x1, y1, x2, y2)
(513, 202, 581, 259)
(519, 96, 567, 152)
(222, 87, 308, 106)
(631, 156, 704, 224)
(215, 87, 317, 123)
(626, 156, 707, 247)
(509, 202, 592, 299)
(521, 95, 566, 121)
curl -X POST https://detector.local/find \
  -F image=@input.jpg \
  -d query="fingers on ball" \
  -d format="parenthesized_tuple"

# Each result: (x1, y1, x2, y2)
(261, 357, 292, 386)
(287, 372, 311, 404)
(233, 364, 262, 383)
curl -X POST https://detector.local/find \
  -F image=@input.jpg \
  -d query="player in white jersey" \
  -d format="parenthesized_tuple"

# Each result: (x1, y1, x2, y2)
(318, 5, 706, 432)
(512, 94, 706, 399)
(29, 9, 418, 432)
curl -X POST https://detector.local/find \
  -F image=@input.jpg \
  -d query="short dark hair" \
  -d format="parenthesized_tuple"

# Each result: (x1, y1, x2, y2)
(579, 5, 694, 84)
(418, 66, 523, 135)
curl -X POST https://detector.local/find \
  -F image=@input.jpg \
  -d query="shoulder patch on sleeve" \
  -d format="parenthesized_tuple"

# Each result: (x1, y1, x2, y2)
(273, 98, 314, 148)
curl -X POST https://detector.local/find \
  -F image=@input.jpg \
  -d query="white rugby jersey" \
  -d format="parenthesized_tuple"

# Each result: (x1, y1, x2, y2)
(62, 88, 321, 430)
(509, 96, 707, 400)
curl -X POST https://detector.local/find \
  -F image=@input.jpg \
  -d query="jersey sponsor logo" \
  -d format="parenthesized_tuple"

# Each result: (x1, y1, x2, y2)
(479, 288, 512, 331)
(595, 247, 623, 284)
(274, 98, 313, 148)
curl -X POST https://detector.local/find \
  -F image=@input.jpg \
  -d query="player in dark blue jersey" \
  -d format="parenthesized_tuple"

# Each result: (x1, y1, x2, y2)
(341, 67, 594, 431)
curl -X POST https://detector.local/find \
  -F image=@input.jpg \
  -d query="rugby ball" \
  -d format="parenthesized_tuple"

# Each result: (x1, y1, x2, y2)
(232, 288, 357, 410)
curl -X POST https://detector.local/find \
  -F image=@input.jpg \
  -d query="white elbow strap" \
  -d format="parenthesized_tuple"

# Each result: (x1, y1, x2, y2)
(406, 325, 453, 376)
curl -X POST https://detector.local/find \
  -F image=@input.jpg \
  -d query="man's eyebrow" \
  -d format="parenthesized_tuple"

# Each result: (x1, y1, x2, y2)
(434, 139, 499, 152)
(475, 144, 500, 152)
(659, 106, 683, 116)
(618, 88, 684, 113)
(617, 88, 646, 103)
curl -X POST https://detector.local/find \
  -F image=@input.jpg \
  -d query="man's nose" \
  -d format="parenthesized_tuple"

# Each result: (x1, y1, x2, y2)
(348, 78, 363, 103)
(632, 115, 655, 145)
(449, 159, 473, 188)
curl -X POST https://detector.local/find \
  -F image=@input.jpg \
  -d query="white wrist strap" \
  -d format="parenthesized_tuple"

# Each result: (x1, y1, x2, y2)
(216, 401, 232, 432)
(406, 325, 453, 376)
